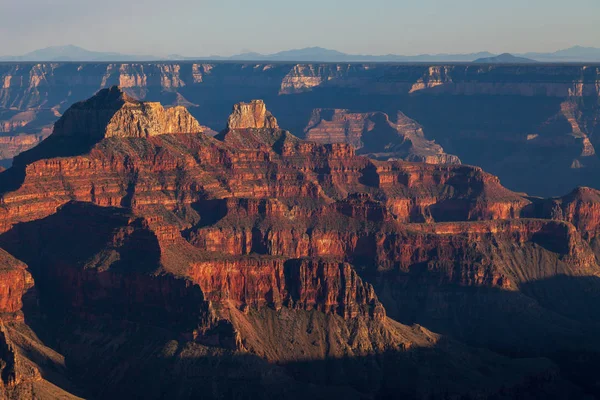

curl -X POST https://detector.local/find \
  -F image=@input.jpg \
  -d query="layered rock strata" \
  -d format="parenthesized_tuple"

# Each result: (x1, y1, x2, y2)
(0, 88, 597, 397)
(305, 109, 461, 164)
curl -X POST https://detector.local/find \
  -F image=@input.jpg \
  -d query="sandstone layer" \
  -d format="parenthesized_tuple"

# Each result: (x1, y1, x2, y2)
(227, 100, 279, 130)
(0, 89, 597, 397)
(52, 85, 203, 139)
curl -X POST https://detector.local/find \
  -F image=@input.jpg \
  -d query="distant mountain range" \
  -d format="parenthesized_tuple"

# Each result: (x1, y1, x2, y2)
(472, 53, 537, 64)
(190, 48, 499, 63)
(1, 45, 599, 63)
(522, 46, 600, 62)
(0, 45, 155, 62)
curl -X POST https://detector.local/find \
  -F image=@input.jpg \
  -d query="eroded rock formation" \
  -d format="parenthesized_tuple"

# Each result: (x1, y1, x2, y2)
(0, 134, 47, 162)
(1, 63, 600, 196)
(0, 248, 80, 399)
(227, 100, 279, 130)
(304, 108, 461, 164)
(0, 89, 598, 398)
(53, 86, 203, 139)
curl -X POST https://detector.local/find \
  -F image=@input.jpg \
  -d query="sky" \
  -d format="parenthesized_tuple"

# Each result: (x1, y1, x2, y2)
(0, 0, 599, 57)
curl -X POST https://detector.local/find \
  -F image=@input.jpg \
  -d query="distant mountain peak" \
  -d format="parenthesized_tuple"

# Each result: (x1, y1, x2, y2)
(473, 53, 537, 64)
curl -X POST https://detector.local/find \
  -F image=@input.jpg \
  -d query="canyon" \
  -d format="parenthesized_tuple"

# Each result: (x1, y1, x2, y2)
(0, 86, 598, 398)
(1, 62, 600, 196)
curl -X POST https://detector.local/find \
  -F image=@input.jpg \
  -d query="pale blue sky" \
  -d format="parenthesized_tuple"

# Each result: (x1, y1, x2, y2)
(1, 0, 598, 56)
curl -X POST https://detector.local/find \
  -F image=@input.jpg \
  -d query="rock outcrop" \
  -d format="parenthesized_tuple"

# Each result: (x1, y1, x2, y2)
(0, 110, 55, 163)
(0, 249, 33, 318)
(0, 134, 47, 163)
(189, 257, 385, 320)
(227, 100, 279, 130)
(305, 109, 461, 164)
(0, 248, 81, 399)
(53, 86, 203, 139)
(529, 186, 600, 253)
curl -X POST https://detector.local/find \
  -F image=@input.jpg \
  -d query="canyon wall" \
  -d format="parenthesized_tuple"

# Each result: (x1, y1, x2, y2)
(0, 87, 598, 398)
(304, 108, 462, 164)
(1, 62, 599, 195)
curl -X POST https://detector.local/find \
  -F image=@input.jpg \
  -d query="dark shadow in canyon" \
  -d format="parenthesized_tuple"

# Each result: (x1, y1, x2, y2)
(266, 88, 596, 197)
(5, 208, 600, 398)
(0, 202, 207, 331)
(4, 214, 600, 398)
(15, 282, 598, 400)
(368, 272, 600, 395)
(16, 290, 588, 400)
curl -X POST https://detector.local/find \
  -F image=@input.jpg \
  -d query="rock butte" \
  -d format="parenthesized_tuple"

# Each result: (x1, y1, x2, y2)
(53, 86, 204, 139)
(227, 100, 279, 130)
(0, 87, 599, 397)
